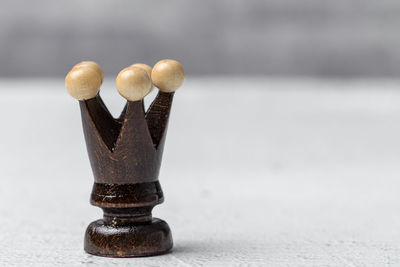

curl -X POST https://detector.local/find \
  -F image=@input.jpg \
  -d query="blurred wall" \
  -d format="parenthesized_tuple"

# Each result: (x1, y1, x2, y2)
(1, 0, 400, 77)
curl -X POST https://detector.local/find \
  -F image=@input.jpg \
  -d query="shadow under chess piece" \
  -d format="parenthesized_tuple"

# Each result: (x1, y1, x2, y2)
(65, 60, 185, 257)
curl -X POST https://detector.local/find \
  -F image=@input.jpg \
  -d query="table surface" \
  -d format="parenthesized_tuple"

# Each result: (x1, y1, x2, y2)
(1, 78, 400, 266)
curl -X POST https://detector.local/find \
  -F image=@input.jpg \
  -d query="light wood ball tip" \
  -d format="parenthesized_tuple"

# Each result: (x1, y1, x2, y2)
(116, 67, 152, 101)
(65, 67, 101, 100)
(151, 59, 185, 93)
(72, 61, 104, 83)
(129, 63, 154, 90)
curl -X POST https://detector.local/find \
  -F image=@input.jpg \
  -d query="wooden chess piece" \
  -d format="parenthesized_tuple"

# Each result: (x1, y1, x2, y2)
(65, 59, 185, 257)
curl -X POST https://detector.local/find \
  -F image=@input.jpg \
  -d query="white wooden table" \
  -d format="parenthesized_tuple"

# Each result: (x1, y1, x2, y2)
(1, 78, 400, 266)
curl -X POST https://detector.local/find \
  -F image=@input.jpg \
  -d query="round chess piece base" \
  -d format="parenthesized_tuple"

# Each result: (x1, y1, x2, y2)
(84, 217, 173, 257)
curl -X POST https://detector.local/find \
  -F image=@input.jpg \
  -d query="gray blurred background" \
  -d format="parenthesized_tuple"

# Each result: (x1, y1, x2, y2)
(1, 0, 400, 77)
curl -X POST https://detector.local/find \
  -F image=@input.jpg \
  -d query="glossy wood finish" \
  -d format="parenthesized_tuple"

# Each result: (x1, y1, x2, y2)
(79, 91, 174, 257)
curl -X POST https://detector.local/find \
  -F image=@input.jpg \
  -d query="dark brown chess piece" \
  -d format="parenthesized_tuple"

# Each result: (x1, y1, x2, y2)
(65, 60, 185, 257)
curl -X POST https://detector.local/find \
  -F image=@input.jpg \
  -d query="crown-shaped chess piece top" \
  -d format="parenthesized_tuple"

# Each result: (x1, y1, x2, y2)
(65, 59, 184, 184)
(65, 59, 184, 257)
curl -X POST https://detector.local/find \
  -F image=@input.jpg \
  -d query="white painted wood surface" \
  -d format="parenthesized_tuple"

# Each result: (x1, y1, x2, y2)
(1, 78, 400, 266)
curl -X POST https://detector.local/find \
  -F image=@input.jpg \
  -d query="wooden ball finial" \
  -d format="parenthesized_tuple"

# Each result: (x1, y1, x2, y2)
(130, 63, 154, 90)
(151, 59, 185, 93)
(72, 61, 104, 83)
(116, 67, 152, 101)
(130, 63, 152, 79)
(65, 67, 101, 100)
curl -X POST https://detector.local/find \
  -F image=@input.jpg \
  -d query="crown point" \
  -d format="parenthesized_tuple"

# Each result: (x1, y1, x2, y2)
(116, 67, 152, 101)
(72, 61, 104, 83)
(151, 59, 185, 93)
(65, 67, 101, 100)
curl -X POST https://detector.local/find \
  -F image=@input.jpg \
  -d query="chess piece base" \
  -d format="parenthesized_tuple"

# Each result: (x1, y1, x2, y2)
(84, 217, 173, 257)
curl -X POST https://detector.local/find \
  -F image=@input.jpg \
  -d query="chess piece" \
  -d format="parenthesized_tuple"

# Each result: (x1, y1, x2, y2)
(65, 59, 185, 257)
